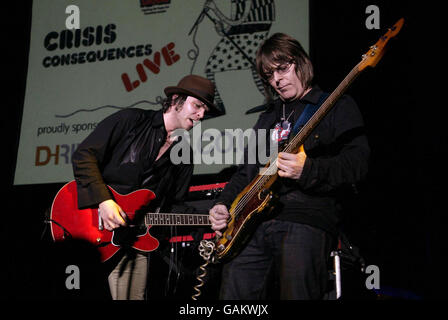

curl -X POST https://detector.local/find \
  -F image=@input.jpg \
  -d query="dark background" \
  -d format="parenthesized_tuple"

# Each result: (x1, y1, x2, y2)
(2, 0, 446, 301)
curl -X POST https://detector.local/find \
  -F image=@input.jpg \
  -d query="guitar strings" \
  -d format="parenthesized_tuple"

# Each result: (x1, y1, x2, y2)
(229, 62, 362, 220)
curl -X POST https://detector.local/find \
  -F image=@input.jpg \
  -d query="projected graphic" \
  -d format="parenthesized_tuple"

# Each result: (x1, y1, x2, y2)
(15, 0, 309, 185)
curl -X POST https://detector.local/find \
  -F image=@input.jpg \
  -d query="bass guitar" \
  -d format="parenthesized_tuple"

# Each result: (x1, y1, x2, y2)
(50, 180, 210, 262)
(213, 18, 405, 262)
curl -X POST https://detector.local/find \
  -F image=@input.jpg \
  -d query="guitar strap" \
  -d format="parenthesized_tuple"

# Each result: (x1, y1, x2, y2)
(291, 92, 329, 136)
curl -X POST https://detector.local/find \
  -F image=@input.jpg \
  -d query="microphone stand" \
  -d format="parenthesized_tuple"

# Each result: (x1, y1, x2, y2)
(245, 103, 268, 114)
(188, 7, 208, 36)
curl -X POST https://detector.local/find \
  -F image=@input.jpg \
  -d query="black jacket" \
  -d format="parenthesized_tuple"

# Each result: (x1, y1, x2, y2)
(216, 87, 370, 235)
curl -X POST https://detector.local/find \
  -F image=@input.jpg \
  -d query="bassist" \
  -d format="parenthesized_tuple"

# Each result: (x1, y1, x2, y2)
(209, 33, 370, 299)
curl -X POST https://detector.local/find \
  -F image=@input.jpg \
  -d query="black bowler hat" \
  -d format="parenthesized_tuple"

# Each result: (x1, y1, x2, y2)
(164, 74, 221, 116)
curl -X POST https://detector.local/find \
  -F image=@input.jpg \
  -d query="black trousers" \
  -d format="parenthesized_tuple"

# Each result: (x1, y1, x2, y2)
(219, 219, 335, 300)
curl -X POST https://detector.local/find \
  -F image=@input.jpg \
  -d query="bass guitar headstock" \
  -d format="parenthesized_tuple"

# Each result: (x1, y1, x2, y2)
(358, 18, 404, 71)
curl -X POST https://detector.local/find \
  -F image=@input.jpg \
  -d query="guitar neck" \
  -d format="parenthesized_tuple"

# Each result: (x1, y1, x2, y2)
(258, 62, 363, 178)
(144, 213, 211, 226)
(284, 62, 363, 154)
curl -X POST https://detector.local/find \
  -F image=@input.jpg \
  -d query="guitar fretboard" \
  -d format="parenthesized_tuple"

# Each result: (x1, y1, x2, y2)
(285, 62, 362, 155)
(232, 63, 363, 217)
(144, 213, 211, 226)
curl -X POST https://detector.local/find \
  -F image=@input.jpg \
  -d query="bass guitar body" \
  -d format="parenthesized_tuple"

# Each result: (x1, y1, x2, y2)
(214, 167, 278, 262)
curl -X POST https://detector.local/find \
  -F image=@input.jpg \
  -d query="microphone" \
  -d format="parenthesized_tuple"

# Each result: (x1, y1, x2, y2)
(188, 3, 211, 35)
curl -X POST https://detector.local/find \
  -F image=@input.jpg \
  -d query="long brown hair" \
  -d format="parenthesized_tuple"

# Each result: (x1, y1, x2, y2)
(256, 33, 314, 101)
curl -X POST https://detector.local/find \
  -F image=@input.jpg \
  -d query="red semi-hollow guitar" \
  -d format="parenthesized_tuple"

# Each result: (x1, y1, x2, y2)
(50, 180, 211, 262)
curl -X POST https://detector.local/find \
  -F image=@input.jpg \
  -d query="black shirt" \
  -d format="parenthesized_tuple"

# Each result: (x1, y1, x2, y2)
(72, 108, 194, 213)
(216, 86, 370, 235)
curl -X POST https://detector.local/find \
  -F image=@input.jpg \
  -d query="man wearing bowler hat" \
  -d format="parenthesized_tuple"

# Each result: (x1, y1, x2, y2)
(72, 74, 219, 300)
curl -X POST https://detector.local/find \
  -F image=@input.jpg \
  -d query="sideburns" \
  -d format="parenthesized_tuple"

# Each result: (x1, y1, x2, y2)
(174, 102, 184, 112)
(170, 94, 187, 112)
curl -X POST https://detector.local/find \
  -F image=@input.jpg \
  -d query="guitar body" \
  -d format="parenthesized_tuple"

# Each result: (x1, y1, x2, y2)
(214, 165, 278, 262)
(50, 180, 159, 262)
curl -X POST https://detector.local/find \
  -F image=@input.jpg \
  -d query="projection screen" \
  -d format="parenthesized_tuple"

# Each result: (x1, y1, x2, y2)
(14, 0, 309, 185)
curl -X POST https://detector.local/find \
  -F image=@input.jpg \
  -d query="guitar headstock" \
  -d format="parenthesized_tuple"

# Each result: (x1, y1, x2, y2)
(358, 18, 404, 71)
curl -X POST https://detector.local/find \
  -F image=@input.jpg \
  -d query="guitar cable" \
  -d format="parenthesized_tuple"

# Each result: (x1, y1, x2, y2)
(165, 225, 180, 296)
(43, 218, 72, 241)
(191, 239, 216, 300)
